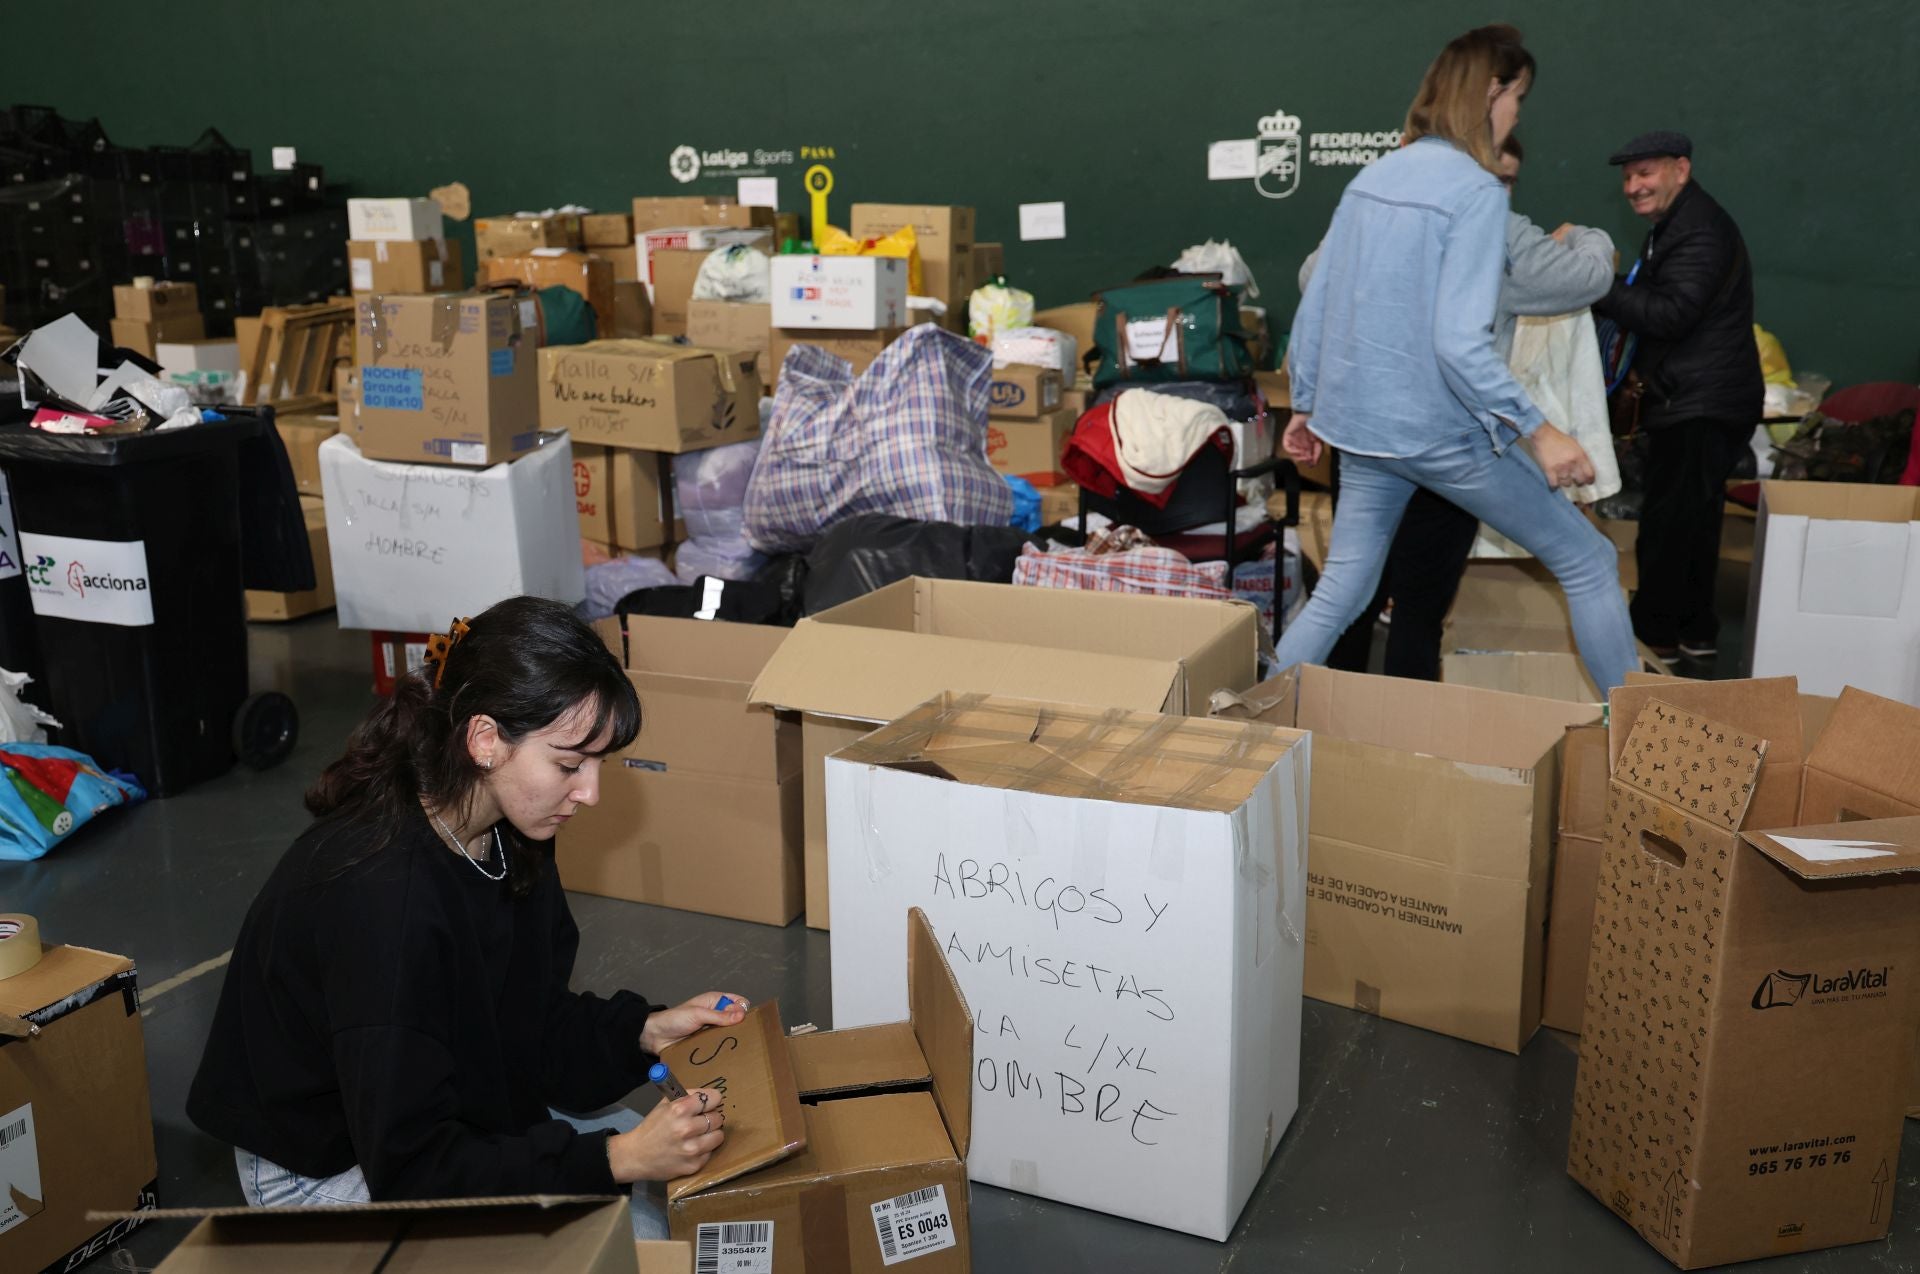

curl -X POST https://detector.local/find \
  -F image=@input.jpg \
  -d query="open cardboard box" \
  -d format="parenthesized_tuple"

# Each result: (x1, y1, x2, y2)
(557, 617, 802, 925)
(824, 692, 1309, 1241)
(748, 577, 1259, 928)
(1569, 690, 1920, 1268)
(660, 909, 973, 1272)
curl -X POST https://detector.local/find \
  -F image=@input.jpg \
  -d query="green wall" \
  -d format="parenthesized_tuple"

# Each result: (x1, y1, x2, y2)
(12, 0, 1918, 386)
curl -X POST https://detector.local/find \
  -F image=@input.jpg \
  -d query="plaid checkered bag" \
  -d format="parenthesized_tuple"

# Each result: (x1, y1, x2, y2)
(744, 325, 1013, 553)
(1010, 539, 1230, 599)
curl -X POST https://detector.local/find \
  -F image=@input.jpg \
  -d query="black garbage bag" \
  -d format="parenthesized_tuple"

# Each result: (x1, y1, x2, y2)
(802, 514, 1037, 615)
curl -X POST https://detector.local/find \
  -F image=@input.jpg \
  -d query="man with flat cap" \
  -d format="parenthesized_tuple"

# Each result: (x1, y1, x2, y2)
(1597, 130, 1762, 665)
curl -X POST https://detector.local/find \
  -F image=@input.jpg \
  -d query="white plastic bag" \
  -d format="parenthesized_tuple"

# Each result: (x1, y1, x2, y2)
(691, 245, 772, 303)
(1172, 238, 1260, 300)
(968, 282, 1035, 346)
(991, 327, 1078, 384)
(0, 669, 61, 744)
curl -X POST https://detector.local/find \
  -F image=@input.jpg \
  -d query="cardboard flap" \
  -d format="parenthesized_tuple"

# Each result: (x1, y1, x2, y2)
(660, 1001, 807, 1201)
(99, 1195, 618, 1222)
(1293, 663, 1596, 770)
(747, 621, 1180, 722)
(1763, 478, 1920, 523)
(1743, 815, 1920, 879)
(1606, 676, 1802, 773)
(620, 614, 788, 682)
(0, 944, 132, 1017)
(837, 693, 1298, 814)
(1614, 698, 1766, 830)
(1804, 686, 1920, 807)
(907, 907, 974, 1159)
(785, 1021, 929, 1096)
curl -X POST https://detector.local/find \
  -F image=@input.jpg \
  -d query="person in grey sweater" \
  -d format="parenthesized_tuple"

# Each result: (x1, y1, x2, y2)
(1306, 136, 1618, 680)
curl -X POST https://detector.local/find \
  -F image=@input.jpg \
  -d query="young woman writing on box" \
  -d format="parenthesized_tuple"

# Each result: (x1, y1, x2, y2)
(189, 597, 746, 1239)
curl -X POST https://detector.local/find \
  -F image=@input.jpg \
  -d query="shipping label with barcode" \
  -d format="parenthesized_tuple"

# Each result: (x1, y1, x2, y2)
(0, 1103, 43, 1236)
(694, 1219, 773, 1274)
(871, 1183, 956, 1265)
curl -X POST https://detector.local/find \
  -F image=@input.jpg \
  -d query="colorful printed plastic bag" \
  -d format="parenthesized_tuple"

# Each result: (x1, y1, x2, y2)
(0, 743, 147, 861)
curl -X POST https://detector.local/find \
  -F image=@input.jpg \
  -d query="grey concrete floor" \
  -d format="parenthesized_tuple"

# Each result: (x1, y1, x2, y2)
(4, 564, 1918, 1273)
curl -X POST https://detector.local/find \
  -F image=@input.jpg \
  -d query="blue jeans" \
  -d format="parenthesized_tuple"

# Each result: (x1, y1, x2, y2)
(234, 1106, 670, 1240)
(1275, 429, 1638, 691)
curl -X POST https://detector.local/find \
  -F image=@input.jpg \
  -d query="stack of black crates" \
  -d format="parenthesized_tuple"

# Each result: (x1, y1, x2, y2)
(0, 105, 348, 339)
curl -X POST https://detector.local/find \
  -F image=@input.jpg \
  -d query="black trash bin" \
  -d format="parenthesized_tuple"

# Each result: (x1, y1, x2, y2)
(0, 410, 308, 796)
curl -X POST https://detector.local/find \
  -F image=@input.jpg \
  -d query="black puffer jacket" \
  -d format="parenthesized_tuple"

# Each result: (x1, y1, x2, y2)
(1595, 181, 1763, 430)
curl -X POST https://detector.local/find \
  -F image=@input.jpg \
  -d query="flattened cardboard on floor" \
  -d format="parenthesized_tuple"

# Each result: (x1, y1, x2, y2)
(0, 946, 157, 1274)
(665, 910, 974, 1273)
(826, 694, 1309, 1241)
(747, 577, 1260, 928)
(539, 340, 761, 454)
(1568, 696, 1920, 1269)
(1269, 663, 1600, 1051)
(144, 1197, 633, 1273)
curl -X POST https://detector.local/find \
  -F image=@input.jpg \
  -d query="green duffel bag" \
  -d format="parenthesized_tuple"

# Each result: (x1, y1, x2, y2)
(1091, 275, 1254, 386)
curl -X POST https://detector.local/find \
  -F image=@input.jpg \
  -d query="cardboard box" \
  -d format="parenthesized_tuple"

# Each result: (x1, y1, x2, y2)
(631, 197, 771, 234)
(582, 212, 633, 247)
(245, 495, 335, 621)
(155, 338, 243, 404)
(611, 281, 651, 338)
(319, 433, 584, 630)
(146, 1198, 636, 1272)
(770, 255, 908, 330)
(970, 241, 1004, 284)
(749, 577, 1259, 928)
(1039, 481, 1080, 525)
(663, 913, 972, 1272)
(685, 300, 772, 386)
(828, 695, 1308, 1240)
(1032, 303, 1097, 365)
(480, 250, 617, 338)
(474, 211, 584, 259)
(351, 291, 541, 467)
(1540, 721, 1610, 1033)
(1267, 663, 1600, 1051)
(113, 280, 198, 321)
(110, 313, 204, 358)
(539, 341, 761, 454)
(1569, 691, 1920, 1268)
(599, 244, 641, 283)
(275, 412, 337, 496)
(348, 236, 463, 295)
(768, 327, 903, 383)
(1442, 650, 1601, 704)
(985, 363, 1061, 419)
(1747, 480, 1920, 700)
(1059, 385, 1089, 420)
(0, 945, 158, 1274)
(637, 1240, 692, 1274)
(572, 444, 669, 553)
(848, 204, 975, 321)
(985, 408, 1072, 483)
(637, 228, 771, 290)
(557, 616, 802, 925)
(346, 196, 444, 241)
(647, 249, 711, 338)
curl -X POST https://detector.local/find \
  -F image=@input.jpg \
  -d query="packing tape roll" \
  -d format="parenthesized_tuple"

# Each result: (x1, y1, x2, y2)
(0, 914, 43, 979)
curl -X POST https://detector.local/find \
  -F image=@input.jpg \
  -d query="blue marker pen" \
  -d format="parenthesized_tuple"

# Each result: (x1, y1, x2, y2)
(648, 1061, 689, 1102)
(715, 996, 734, 1012)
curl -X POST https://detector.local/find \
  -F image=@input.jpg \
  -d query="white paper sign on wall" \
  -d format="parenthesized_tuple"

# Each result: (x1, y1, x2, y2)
(1017, 202, 1067, 242)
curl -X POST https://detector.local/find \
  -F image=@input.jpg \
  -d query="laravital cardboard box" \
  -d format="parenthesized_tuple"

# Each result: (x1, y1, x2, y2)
(572, 444, 669, 553)
(1266, 664, 1600, 1051)
(557, 616, 803, 925)
(539, 341, 761, 453)
(474, 211, 584, 259)
(986, 363, 1062, 419)
(768, 327, 904, 384)
(0, 944, 158, 1274)
(481, 250, 617, 339)
(662, 912, 973, 1273)
(245, 495, 335, 621)
(319, 433, 584, 631)
(348, 236, 463, 295)
(143, 1197, 635, 1272)
(770, 255, 908, 331)
(749, 577, 1259, 928)
(351, 291, 542, 467)
(1747, 480, 1920, 700)
(985, 408, 1073, 484)
(1569, 694, 1920, 1269)
(827, 695, 1309, 1241)
(686, 300, 772, 386)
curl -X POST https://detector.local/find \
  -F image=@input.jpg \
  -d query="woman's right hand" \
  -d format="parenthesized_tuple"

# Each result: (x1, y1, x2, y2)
(1530, 422, 1596, 490)
(606, 1089, 726, 1183)
(1282, 412, 1324, 467)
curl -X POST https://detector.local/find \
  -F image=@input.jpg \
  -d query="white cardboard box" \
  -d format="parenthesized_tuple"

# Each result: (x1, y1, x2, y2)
(825, 692, 1310, 1242)
(1747, 480, 1920, 701)
(318, 433, 584, 631)
(770, 255, 909, 330)
(346, 197, 445, 242)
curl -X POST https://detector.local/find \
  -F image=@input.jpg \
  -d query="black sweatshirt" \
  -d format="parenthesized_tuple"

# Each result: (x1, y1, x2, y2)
(188, 805, 665, 1198)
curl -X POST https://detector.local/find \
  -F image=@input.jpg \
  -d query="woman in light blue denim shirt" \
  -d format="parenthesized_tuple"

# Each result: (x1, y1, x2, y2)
(1277, 24, 1639, 692)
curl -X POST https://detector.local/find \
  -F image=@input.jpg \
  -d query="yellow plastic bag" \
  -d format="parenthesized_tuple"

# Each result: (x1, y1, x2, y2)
(1754, 324, 1794, 386)
(817, 223, 923, 296)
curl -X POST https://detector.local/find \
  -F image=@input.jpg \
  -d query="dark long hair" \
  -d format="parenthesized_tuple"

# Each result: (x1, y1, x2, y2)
(308, 596, 640, 895)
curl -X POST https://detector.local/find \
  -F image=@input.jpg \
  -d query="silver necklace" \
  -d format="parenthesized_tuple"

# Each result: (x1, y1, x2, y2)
(431, 809, 508, 882)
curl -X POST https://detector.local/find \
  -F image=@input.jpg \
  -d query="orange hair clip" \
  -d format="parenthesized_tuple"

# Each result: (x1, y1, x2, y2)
(421, 616, 472, 690)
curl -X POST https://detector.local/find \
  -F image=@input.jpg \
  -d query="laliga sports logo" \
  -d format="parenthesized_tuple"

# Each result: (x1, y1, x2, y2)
(1256, 109, 1303, 200)
(668, 145, 701, 184)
